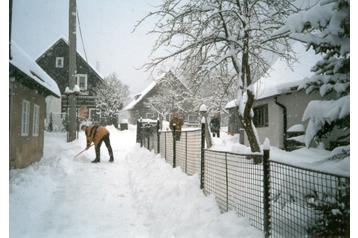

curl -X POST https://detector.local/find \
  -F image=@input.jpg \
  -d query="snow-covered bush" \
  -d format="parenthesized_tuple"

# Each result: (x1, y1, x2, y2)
(275, 0, 349, 156)
(95, 73, 130, 126)
(307, 181, 350, 237)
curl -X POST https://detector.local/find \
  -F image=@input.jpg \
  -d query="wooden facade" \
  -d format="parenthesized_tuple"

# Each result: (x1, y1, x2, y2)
(9, 43, 60, 169)
(36, 38, 103, 121)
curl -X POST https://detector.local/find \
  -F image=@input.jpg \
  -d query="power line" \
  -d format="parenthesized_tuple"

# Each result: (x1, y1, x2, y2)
(76, 0, 88, 63)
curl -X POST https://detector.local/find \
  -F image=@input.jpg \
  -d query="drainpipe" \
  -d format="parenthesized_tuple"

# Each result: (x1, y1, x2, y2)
(275, 97, 287, 150)
(9, 0, 13, 59)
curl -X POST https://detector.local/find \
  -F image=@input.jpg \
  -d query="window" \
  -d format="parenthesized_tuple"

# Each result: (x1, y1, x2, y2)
(55, 57, 64, 68)
(76, 74, 88, 90)
(21, 100, 30, 136)
(89, 108, 97, 120)
(253, 104, 268, 128)
(187, 114, 197, 123)
(32, 104, 40, 136)
(146, 113, 154, 119)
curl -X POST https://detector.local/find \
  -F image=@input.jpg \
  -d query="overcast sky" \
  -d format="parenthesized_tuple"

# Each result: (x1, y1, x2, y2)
(12, 0, 163, 95)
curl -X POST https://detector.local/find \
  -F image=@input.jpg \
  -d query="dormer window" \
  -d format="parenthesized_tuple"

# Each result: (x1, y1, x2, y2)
(76, 74, 88, 90)
(55, 57, 64, 68)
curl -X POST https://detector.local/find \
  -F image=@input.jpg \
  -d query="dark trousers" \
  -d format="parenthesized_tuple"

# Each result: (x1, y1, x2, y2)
(95, 133, 114, 160)
(212, 131, 220, 137)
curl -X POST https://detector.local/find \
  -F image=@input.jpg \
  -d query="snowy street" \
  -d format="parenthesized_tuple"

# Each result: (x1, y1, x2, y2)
(10, 126, 262, 238)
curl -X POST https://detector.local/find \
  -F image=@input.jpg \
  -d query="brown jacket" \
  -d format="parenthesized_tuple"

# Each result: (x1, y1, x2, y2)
(169, 116, 184, 132)
(85, 125, 109, 147)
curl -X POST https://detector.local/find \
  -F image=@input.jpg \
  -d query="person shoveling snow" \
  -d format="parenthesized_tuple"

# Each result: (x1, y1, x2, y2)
(81, 125, 114, 163)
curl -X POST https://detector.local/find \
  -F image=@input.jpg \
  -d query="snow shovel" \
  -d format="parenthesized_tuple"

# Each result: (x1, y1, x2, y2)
(73, 144, 94, 159)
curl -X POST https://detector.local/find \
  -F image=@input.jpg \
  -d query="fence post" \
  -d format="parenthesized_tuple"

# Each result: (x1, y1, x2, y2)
(200, 117, 205, 189)
(157, 119, 160, 154)
(263, 138, 271, 238)
(164, 132, 167, 160)
(225, 152, 228, 212)
(147, 134, 150, 150)
(173, 125, 176, 168)
(185, 131, 188, 173)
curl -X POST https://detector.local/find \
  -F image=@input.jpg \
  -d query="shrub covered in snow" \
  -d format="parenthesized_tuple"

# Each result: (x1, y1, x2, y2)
(276, 0, 349, 156)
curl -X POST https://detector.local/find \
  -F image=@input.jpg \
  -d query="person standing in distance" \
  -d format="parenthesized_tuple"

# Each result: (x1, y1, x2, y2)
(81, 125, 114, 163)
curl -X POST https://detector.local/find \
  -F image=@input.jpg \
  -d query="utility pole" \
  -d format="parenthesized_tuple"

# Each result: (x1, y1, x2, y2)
(67, 0, 77, 142)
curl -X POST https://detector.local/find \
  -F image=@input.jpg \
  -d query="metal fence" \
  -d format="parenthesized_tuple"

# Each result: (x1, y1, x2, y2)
(136, 120, 350, 237)
(269, 160, 350, 237)
(159, 130, 202, 175)
(204, 149, 264, 231)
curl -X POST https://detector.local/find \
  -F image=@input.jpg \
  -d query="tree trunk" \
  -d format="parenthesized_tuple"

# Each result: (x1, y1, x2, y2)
(240, 91, 260, 152)
(239, 30, 261, 152)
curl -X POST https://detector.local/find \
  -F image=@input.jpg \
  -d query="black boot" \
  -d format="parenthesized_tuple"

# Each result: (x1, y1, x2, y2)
(109, 156, 114, 162)
(91, 158, 100, 163)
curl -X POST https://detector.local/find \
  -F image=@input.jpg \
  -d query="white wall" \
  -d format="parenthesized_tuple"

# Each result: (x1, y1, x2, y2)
(244, 90, 323, 149)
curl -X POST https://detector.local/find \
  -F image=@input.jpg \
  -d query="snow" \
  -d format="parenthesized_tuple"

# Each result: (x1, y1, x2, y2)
(252, 43, 321, 100)
(10, 126, 262, 238)
(199, 104, 208, 112)
(10, 41, 61, 97)
(123, 81, 157, 111)
(225, 99, 239, 109)
(73, 84, 80, 93)
(120, 119, 128, 124)
(287, 124, 305, 133)
(302, 95, 349, 146)
(210, 131, 349, 177)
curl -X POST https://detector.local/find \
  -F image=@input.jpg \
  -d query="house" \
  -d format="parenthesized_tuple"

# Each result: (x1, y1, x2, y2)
(225, 43, 327, 150)
(36, 38, 104, 130)
(9, 42, 61, 169)
(124, 71, 198, 125)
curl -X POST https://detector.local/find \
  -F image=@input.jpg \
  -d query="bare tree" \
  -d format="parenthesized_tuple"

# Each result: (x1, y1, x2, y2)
(136, 0, 295, 152)
(144, 71, 192, 120)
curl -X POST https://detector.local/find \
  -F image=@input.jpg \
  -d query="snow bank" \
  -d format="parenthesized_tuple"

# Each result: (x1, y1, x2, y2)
(10, 126, 262, 238)
(211, 131, 349, 177)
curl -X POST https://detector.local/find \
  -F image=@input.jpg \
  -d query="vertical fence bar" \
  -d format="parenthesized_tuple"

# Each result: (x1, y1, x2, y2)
(225, 152, 228, 212)
(164, 132, 167, 160)
(185, 131, 188, 173)
(147, 135, 150, 150)
(173, 127, 176, 168)
(157, 119, 160, 154)
(263, 140, 271, 238)
(200, 119, 205, 189)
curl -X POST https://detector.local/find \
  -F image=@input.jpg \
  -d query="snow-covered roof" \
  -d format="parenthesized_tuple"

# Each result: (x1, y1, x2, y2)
(253, 43, 321, 100)
(123, 80, 157, 111)
(123, 71, 190, 111)
(225, 43, 321, 108)
(225, 99, 239, 109)
(10, 42, 61, 97)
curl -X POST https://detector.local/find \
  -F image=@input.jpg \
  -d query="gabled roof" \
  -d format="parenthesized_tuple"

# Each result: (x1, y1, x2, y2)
(36, 38, 104, 81)
(10, 41, 61, 97)
(225, 43, 321, 109)
(123, 71, 190, 111)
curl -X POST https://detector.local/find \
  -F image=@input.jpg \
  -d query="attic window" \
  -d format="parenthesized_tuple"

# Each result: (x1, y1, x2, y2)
(56, 57, 64, 68)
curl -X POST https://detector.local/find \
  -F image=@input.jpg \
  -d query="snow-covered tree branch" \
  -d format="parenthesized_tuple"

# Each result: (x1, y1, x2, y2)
(276, 0, 349, 158)
(96, 73, 130, 121)
(136, 0, 296, 152)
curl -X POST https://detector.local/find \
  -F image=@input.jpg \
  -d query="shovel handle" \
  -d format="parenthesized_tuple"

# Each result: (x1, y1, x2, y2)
(73, 144, 94, 158)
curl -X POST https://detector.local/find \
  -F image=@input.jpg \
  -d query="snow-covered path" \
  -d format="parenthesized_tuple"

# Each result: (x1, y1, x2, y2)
(10, 126, 262, 238)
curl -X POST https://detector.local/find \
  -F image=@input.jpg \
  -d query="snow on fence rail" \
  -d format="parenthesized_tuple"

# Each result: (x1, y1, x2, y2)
(136, 119, 350, 237)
